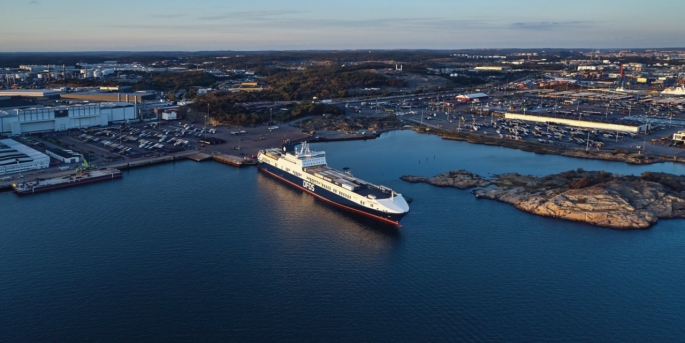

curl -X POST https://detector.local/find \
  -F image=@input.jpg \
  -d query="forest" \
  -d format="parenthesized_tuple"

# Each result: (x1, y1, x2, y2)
(260, 66, 407, 101)
(186, 94, 343, 126)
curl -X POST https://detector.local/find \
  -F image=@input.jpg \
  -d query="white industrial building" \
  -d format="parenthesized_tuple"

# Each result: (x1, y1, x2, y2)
(0, 102, 138, 135)
(0, 139, 50, 175)
(44, 147, 81, 164)
(674, 131, 685, 143)
(577, 65, 603, 71)
(504, 113, 650, 133)
(0, 89, 61, 98)
(474, 66, 511, 71)
(161, 111, 178, 120)
(456, 93, 489, 102)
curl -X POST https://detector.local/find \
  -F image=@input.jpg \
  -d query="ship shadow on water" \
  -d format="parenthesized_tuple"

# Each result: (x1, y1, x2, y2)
(256, 173, 401, 239)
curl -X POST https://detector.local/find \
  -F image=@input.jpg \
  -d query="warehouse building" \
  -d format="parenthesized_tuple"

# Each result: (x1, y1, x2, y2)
(0, 102, 138, 135)
(674, 131, 685, 144)
(0, 138, 50, 175)
(504, 112, 650, 133)
(60, 90, 156, 102)
(474, 66, 511, 71)
(44, 147, 81, 164)
(0, 89, 61, 98)
(456, 93, 489, 102)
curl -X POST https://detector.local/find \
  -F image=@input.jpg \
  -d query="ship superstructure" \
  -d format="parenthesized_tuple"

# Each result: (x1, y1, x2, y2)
(257, 142, 409, 225)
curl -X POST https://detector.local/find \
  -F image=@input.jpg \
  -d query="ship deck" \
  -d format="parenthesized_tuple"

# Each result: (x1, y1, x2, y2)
(303, 165, 395, 200)
(260, 148, 398, 200)
(14, 168, 121, 191)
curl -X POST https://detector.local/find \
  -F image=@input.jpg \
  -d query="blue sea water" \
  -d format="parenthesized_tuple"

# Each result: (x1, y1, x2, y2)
(1, 130, 684, 342)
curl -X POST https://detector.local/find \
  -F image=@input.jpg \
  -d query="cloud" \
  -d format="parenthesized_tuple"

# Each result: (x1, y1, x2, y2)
(28, 0, 39, 3)
(104, 16, 491, 33)
(198, 10, 302, 21)
(510, 21, 592, 31)
(149, 13, 186, 19)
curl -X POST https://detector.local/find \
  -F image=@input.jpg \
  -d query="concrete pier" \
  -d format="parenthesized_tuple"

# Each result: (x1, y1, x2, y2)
(187, 153, 212, 162)
(212, 153, 257, 167)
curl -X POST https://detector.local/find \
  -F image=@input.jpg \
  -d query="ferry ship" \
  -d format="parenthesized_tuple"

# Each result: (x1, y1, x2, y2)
(13, 168, 122, 195)
(257, 142, 409, 225)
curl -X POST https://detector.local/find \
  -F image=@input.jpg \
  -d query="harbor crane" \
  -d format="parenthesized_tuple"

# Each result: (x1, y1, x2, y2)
(76, 154, 97, 173)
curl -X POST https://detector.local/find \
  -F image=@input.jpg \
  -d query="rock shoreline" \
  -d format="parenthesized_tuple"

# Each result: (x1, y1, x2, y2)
(438, 130, 685, 165)
(401, 169, 685, 229)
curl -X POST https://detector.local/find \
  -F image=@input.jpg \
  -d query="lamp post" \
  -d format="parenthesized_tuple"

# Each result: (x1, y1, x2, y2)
(586, 131, 590, 151)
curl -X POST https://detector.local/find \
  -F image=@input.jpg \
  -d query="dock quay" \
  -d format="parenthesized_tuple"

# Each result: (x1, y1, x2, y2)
(212, 153, 257, 167)
(0, 149, 259, 193)
(187, 153, 213, 162)
(109, 150, 201, 170)
(0, 150, 204, 192)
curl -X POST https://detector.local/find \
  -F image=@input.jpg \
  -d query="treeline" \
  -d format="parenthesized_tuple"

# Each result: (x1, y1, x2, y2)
(59, 71, 218, 92)
(264, 66, 406, 101)
(290, 102, 344, 117)
(149, 72, 217, 90)
(188, 93, 343, 126)
(0, 51, 196, 68)
(212, 51, 450, 70)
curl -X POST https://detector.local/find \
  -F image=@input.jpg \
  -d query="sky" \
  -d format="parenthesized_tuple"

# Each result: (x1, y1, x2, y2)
(2, 0, 685, 52)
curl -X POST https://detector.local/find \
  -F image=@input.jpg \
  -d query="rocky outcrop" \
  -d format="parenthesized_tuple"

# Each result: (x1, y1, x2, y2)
(560, 150, 659, 165)
(400, 170, 491, 189)
(402, 169, 685, 229)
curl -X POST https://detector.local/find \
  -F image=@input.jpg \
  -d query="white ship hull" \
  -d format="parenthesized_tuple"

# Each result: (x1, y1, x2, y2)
(257, 143, 409, 225)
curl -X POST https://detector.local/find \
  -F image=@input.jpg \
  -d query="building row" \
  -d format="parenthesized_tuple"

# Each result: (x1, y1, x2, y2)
(0, 89, 156, 102)
(0, 138, 50, 175)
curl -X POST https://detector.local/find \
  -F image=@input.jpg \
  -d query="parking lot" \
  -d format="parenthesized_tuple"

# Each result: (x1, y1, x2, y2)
(32, 118, 311, 168)
(339, 91, 685, 156)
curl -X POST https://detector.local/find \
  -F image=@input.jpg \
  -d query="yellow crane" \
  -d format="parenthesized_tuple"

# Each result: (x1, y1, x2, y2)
(76, 154, 97, 173)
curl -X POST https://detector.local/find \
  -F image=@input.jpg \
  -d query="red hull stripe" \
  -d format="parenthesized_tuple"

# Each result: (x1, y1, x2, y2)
(259, 166, 400, 226)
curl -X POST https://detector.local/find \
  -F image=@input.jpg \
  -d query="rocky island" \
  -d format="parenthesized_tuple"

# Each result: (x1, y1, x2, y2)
(401, 169, 685, 229)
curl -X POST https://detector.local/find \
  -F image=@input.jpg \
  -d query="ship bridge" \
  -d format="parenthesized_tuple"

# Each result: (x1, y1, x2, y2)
(284, 142, 327, 167)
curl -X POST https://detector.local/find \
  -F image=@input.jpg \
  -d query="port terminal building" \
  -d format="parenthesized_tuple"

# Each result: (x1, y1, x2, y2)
(0, 138, 50, 175)
(456, 93, 489, 102)
(503, 112, 650, 133)
(0, 89, 156, 103)
(474, 66, 511, 72)
(44, 147, 81, 164)
(60, 90, 156, 102)
(0, 90, 62, 98)
(674, 131, 685, 144)
(0, 102, 138, 135)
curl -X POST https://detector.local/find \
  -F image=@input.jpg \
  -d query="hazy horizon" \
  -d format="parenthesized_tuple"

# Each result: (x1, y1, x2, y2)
(3, 0, 685, 52)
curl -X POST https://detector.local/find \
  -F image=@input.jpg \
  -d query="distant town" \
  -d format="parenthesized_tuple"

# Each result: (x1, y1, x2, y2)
(2, 48, 685, 186)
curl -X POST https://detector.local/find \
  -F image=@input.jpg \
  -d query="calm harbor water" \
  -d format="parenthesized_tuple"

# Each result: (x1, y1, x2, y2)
(2, 130, 685, 342)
